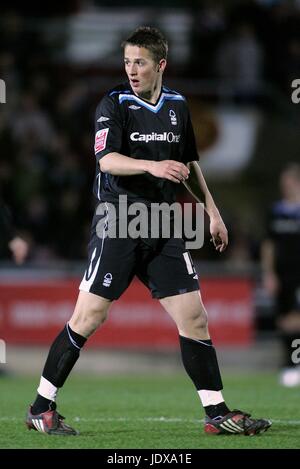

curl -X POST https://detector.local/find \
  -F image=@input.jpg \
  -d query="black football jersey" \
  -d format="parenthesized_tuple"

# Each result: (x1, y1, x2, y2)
(268, 200, 300, 274)
(92, 83, 199, 205)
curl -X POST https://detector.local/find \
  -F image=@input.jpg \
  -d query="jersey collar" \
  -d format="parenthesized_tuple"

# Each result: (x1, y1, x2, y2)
(119, 84, 184, 113)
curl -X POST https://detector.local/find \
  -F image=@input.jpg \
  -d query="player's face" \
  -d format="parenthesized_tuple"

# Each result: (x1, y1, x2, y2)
(280, 172, 300, 199)
(124, 45, 166, 99)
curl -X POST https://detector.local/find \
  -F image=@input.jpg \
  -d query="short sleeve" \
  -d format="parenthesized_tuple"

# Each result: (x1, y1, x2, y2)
(182, 110, 199, 164)
(94, 95, 123, 162)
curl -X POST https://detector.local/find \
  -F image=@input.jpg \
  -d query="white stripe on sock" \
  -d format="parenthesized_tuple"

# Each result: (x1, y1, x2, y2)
(37, 376, 58, 401)
(193, 338, 212, 347)
(66, 323, 80, 350)
(198, 390, 224, 407)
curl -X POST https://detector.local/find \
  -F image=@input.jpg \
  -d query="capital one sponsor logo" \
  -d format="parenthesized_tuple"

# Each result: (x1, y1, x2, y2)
(130, 132, 180, 143)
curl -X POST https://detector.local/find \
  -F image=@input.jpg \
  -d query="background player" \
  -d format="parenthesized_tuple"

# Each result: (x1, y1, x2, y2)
(262, 163, 300, 387)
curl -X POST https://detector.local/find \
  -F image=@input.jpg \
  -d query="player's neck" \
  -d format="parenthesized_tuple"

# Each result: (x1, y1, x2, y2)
(135, 79, 162, 104)
(284, 192, 300, 204)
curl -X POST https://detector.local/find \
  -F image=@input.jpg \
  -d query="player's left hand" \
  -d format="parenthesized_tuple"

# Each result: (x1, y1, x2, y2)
(209, 217, 228, 252)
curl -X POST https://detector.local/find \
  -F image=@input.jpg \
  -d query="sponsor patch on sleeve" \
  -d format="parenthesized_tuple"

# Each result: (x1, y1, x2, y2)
(94, 128, 109, 154)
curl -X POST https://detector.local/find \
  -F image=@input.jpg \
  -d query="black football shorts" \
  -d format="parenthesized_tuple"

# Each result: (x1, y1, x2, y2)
(79, 204, 200, 300)
(276, 274, 300, 315)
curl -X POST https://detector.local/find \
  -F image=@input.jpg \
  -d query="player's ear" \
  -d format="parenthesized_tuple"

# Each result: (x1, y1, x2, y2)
(158, 59, 167, 73)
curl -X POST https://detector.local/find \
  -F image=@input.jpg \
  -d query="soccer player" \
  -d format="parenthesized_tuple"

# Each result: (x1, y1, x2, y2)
(262, 164, 300, 387)
(26, 27, 271, 436)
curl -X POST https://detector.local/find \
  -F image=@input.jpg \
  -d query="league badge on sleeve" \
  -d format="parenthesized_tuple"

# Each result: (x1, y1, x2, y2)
(95, 128, 109, 154)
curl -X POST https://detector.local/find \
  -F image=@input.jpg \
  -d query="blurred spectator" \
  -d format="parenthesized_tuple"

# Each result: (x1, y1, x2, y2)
(0, 199, 29, 264)
(215, 23, 263, 100)
(10, 93, 56, 147)
(261, 164, 300, 386)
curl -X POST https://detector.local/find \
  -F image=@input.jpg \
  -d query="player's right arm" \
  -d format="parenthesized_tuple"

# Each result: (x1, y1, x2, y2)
(100, 152, 189, 183)
(261, 206, 280, 296)
(94, 94, 189, 183)
(261, 239, 279, 295)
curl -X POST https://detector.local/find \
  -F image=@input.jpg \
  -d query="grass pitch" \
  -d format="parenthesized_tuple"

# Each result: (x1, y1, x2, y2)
(0, 372, 299, 449)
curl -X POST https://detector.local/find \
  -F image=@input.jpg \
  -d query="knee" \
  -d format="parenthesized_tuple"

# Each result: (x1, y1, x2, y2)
(70, 295, 110, 337)
(191, 309, 208, 331)
(85, 303, 108, 331)
(177, 308, 208, 338)
(75, 304, 108, 337)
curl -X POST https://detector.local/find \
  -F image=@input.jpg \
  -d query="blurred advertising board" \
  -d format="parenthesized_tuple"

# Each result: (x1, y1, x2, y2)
(0, 278, 253, 348)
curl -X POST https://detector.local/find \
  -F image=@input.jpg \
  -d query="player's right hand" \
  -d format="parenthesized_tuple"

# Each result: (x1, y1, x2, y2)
(263, 271, 279, 296)
(148, 160, 190, 183)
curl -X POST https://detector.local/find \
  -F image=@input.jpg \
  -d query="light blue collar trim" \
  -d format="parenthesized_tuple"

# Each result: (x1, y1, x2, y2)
(119, 92, 184, 113)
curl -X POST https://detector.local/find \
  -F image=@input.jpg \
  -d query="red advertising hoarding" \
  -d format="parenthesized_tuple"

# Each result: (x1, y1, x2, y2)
(0, 277, 254, 348)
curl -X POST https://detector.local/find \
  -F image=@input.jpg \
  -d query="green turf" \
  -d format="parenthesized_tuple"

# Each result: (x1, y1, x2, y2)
(0, 372, 299, 449)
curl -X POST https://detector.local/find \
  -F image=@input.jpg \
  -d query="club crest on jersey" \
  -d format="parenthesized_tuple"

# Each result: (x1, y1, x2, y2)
(95, 128, 109, 154)
(169, 109, 177, 126)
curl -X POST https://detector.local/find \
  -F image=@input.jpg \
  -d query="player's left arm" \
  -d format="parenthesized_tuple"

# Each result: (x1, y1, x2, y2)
(183, 161, 228, 252)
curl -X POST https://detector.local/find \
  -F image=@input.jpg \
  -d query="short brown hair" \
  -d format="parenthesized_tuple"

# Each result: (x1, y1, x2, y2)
(122, 26, 168, 63)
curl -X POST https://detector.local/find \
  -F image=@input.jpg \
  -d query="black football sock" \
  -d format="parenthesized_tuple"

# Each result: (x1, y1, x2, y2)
(179, 335, 223, 390)
(204, 402, 231, 420)
(42, 323, 86, 386)
(179, 335, 229, 418)
(31, 395, 56, 415)
(32, 324, 86, 414)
